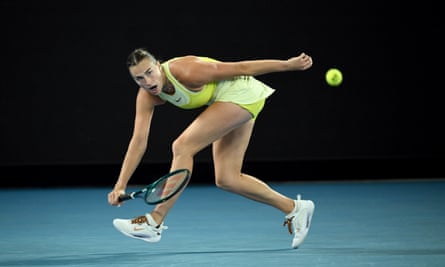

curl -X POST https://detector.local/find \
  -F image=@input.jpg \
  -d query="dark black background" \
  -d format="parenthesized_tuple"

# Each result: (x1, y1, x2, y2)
(0, 1, 442, 186)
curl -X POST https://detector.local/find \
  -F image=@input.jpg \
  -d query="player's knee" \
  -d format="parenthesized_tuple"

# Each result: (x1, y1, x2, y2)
(171, 135, 194, 158)
(215, 173, 238, 191)
(171, 137, 185, 157)
(215, 178, 230, 190)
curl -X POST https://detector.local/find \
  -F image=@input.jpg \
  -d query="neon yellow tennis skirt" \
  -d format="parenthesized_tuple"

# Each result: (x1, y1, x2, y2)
(210, 76, 275, 119)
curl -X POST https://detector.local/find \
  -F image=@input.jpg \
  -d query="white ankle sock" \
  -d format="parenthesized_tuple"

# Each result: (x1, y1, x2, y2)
(287, 200, 299, 217)
(145, 213, 160, 226)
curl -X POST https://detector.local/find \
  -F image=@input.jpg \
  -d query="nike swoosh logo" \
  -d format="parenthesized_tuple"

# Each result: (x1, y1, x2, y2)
(133, 227, 145, 231)
(175, 97, 182, 102)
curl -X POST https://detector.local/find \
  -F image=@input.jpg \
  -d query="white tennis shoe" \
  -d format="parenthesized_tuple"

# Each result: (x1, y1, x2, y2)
(283, 194, 315, 249)
(113, 214, 168, 243)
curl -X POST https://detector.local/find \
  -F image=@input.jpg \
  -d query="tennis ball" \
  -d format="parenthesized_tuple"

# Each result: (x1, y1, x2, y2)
(325, 68, 343, 86)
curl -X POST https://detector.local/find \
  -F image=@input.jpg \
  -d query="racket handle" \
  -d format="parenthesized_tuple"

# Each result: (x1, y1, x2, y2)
(118, 194, 133, 202)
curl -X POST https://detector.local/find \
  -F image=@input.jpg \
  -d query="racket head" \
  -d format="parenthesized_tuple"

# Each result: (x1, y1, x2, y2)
(143, 168, 191, 204)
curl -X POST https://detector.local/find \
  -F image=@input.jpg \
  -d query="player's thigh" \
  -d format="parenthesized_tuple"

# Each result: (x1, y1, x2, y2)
(174, 102, 252, 154)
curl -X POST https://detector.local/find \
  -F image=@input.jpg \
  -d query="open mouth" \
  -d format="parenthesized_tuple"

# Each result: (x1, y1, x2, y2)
(144, 85, 159, 93)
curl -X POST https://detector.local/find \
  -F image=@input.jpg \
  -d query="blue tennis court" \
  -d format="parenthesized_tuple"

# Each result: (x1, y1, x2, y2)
(1, 179, 444, 266)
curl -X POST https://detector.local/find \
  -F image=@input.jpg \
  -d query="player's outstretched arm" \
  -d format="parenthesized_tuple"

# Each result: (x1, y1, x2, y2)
(170, 53, 313, 87)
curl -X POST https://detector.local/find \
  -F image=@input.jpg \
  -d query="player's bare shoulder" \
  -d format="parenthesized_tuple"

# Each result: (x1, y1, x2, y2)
(168, 56, 202, 75)
(168, 56, 209, 87)
(137, 88, 165, 107)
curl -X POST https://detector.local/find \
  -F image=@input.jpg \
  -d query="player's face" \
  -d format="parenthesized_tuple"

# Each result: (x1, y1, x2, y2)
(129, 58, 164, 95)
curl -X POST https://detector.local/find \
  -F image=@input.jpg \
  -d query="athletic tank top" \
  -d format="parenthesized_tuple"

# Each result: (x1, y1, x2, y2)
(159, 57, 218, 109)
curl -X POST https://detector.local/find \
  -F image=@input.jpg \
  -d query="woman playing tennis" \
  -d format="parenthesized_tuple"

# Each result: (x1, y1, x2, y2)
(107, 48, 315, 249)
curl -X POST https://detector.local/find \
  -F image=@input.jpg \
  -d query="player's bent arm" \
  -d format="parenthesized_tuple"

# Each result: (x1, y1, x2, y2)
(113, 89, 162, 191)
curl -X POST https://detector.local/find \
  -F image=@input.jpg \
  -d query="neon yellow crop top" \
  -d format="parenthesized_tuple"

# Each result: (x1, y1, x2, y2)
(159, 57, 218, 109)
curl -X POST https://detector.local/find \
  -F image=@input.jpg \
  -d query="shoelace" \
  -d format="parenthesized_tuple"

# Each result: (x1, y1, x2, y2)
(284, 195, 303, 235)
(283, 216, 295, 235)
(130, 215, 168, 230)
(131, 215, 149, 225)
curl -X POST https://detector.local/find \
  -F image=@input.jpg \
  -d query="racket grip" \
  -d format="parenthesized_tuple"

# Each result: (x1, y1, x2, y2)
(118, 194, 132, 202)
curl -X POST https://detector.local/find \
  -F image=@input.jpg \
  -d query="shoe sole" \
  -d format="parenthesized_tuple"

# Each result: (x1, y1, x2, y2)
(113, 220, 161, 243)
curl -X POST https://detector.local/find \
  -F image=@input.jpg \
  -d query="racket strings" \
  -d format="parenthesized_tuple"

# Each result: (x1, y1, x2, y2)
(145, 173, 187, 203)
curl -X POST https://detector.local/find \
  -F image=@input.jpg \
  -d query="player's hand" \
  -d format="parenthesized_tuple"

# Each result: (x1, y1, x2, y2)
(287, 52, 313, 71)
(108, 188, 126, 206)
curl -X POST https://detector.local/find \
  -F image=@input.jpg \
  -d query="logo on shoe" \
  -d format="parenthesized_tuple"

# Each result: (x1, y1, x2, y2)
(133, 227, 146, 231)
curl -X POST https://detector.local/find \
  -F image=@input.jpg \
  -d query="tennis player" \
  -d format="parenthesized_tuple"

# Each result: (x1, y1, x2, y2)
(107, 48, 315, 249)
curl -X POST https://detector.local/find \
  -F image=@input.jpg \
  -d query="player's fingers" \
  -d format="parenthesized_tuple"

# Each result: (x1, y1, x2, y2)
(107, 193, 116, 205)
(302, 59, 313, 70)
(108, 191, 122, 206)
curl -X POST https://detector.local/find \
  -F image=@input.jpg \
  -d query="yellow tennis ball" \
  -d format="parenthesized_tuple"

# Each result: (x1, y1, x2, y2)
(325, 68, 343, 86)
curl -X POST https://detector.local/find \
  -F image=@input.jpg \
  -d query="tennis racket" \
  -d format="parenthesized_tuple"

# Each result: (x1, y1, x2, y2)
(118, 168, 191, 205)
